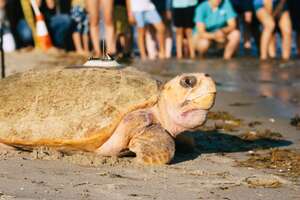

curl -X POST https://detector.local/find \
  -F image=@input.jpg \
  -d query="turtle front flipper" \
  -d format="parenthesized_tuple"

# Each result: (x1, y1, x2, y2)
(129, 125, 175, 165)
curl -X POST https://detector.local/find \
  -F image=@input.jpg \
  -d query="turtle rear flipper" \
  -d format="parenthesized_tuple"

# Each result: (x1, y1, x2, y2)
(129, 125, 175, 165)
(0, 143, 17, 153)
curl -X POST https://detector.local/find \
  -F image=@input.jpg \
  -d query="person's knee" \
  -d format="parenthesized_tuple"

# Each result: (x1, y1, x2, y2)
(50, 15, 71, 30)
(184, 28, 193, 36)
(244, 12, 252, 24)
(89, 15, 99, 27)
(228, 29, 241, 42)
(61, 15, 72, 28)
(176, 28, 183, 35)
(19, 28, 33, 44)
(281, 26, 292, 37)
(103, 14, 114, 26)
(264, 18, 275, 32)
(155, 22, 165, 34)
(16, 20, 33, 44)
(137, 27, 145, 35)
(197, 39, 210, 52)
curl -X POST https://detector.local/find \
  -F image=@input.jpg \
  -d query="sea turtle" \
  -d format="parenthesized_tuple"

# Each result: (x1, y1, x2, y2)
(0, 66, 216, 164)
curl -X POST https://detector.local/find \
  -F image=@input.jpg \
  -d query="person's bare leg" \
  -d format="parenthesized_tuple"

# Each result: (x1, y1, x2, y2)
(72, 32, 84, 53)
(118, 34, 125, 52)
(185, 28, 195, 59)
(124, 32, 132, 55)
(175, 28, 183, 59)
(82, 34, 89, 53)
(137, 27, 147, 59)
(244, 11, 252, 49)
(86, 0, 101, 56)
(224, 30, 241, 60)
(153, 22, 166, 59)
(164, 15, 173, 58)
(268, 34, 276, 58)
(256, 8, 275, 60)
(183, 39, 189, 57)
(145, 26, 158, 59)
(100, 0, 116, 55)
(165, 36, 172, 58)
(279, 11, 292, 60)
(195, 37, 210, 58)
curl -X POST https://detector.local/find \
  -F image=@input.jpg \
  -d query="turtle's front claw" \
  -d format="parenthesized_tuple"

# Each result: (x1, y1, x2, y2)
(128, 125, 175, 165)
(136, 151, 173, 165)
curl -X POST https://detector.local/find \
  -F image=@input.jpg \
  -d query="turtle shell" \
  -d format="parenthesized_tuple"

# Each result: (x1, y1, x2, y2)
(0, 67, 159, 151)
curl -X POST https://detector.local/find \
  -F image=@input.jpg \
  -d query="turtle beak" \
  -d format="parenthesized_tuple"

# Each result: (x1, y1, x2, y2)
(182, 92, 216, 111)
(181, 76, 216, 111)
(190, 92, 216, 110)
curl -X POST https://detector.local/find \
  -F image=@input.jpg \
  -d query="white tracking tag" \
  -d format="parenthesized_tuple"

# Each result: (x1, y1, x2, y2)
(83, 55, 122, 68)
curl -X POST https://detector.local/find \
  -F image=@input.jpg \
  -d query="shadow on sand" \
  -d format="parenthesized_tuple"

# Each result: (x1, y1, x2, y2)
(172, 130, 292, 164)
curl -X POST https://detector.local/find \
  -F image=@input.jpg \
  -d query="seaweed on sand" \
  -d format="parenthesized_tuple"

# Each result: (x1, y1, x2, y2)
(290, 115, 300, 129)
(239, 129, 283, 141)
(207, 111, 242, 132)
(238, 149, 300, 179)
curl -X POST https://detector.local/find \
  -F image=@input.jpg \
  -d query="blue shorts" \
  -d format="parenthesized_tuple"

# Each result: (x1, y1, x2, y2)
(133, 10, 162, 28)
(254, 0, 288, 12)
(70, 6, 89, 34)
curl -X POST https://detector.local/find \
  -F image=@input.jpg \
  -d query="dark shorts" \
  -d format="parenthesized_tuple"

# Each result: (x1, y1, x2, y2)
(172, 6, 196, 28)
(288, 0, 300, 31)
(152, 0, 166, 13)
(230, 0, 253, 14)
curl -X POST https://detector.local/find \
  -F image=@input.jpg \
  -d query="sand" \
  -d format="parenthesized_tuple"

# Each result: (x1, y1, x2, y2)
(0, 51, 299, 200)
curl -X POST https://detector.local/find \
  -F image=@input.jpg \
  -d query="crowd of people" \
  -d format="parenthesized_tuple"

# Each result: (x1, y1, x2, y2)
(1, 0, 300, 60)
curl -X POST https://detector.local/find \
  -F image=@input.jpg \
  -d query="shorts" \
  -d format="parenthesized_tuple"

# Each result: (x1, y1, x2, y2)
(114, 5, 130, 35)
(254, 0, 288, 12)
(152, 0, 166, 13)
(288, 0, 300, 31)
(133, 10, 162, 28)
(70, 6, 88, 34)
(230, 0, 253, 14)
(172, 6, 196, 28)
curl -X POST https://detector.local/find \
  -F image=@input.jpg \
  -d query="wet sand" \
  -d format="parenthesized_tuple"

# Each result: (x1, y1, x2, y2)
(0, 51, 300, 200)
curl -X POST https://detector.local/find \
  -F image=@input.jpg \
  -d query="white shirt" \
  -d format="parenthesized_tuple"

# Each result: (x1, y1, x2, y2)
(130, 0, 156, 12)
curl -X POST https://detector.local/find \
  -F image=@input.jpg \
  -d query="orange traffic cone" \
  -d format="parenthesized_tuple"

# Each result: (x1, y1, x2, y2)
(30, 0, 52, 51)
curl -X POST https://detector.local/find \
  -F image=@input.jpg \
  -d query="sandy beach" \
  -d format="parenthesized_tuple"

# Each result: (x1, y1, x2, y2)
(0, 51, 299, 200)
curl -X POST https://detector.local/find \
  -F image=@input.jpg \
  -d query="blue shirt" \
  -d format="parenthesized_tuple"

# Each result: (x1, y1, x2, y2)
(194, 0, 237, 32)
(172, 0, 198, 8)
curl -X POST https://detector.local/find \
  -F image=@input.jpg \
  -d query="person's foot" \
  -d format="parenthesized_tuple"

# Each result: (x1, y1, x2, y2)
(190, 52, 195, 59)
(260, 56, 267, 60)
(223, 55, 232, 60)
(176, 55, 182, 59)
(141, 54, 147, 60)
(93, 50, 101, 58)
(18, 46, 34, 52)
(76, 50, 89, 56)
(282, 55, 290, 60)
(158, 52, 165, 59)
(268, 53, 276, 59)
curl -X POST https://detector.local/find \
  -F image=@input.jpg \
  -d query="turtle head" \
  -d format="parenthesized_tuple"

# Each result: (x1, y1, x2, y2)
(157, 73, 216, 136)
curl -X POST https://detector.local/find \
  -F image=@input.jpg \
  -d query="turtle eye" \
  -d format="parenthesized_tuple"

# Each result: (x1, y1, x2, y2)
(180, 76, 197, 88)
